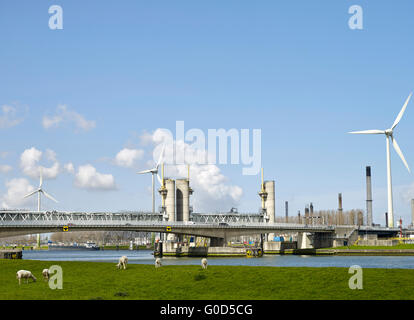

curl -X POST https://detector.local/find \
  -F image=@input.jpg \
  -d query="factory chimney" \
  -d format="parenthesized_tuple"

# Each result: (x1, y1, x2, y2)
(366, 166, 373, 226)
(298, 211, 301, 224)
(338, 193, 343, 213)
(385, 212, 389, 228)
(305, 206, 309, 225)
(285, 201, 289, 223)
(310, 203, 314, 225)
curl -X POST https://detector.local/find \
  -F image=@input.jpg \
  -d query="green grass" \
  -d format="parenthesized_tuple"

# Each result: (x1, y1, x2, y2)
(1, 246, 49, 250)
(333, 244, 414, 250)
(1, 260, 414, 300)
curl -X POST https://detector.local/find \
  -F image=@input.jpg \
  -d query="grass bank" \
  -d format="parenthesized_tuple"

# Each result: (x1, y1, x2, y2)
(334, 244, 414, 250)
(1, 260, 414, 300)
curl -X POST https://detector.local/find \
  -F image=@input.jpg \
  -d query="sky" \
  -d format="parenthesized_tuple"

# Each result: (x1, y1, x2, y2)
(1, 1, 414, 226)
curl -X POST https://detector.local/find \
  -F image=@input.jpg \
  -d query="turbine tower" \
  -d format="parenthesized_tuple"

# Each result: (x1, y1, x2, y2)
(23, 168, 59, 211)
(137, 145, 165, 214)
(349, 93, 412, 228)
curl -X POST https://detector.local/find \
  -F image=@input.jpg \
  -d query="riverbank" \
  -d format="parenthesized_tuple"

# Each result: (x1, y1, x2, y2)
(1, 260, 414, 300)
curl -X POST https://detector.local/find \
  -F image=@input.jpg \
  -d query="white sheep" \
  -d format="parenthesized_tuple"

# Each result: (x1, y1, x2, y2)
(155, 258, 162, 269)
(42, 269, 50, 281)
(16, 270, 37, 285)
(116, 256, 128, 270)
(201, 258, 208, 270)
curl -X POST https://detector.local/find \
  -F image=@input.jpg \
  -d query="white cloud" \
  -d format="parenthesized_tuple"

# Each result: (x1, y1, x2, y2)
(64, 162, 75, 174)
(114, 148, 144, 168)
(42, 105, 96, 132)
(1, 178, 34, 209)
(140, 129, 243, 211)
(74, 164, 116, 190)
(0, 165, 12, 174)
(0, 104, 26, 129)
(20, 147, 60, 180)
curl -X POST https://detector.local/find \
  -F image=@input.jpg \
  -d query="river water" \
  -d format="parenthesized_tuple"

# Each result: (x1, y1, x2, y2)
(21, 250, 414, 269)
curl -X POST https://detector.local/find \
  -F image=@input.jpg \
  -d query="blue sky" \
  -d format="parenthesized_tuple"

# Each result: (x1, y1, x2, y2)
(1, 1, 414, 226)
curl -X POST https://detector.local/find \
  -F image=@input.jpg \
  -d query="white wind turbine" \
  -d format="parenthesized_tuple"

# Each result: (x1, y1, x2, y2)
(23, 168, 59, 212)
(23, 168, 58, 248)
(349, 93, 412, 228)
(137, 145, 165, 214)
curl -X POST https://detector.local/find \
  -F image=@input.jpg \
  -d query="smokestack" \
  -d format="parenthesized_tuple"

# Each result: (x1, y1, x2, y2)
(411, 199, 414, 227)
(285, 201, 289, 223)
(310, 203, 314, 225)
(366, 166, 373, 226)
(305, 206, 309, 225)
(338, 193, 343, 213)
(298, 211, 301, 224)
(385, 212, 389, 228)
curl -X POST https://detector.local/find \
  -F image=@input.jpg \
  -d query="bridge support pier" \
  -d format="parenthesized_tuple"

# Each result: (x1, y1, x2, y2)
(210, 237, 225, 247)
(297, 232, 313, 249)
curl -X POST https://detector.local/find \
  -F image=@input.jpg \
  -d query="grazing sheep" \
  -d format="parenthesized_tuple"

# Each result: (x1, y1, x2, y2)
(155, 258, 162, 269)
(201, 258, 208, 270)
(42, 269, 50, 281)
(16, 270, 37, 285)
(116, 256, 128, 270)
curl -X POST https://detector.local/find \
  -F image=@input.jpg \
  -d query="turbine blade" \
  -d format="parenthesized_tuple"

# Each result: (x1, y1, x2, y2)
(156, 144, 166, 168)
(348, 130, 385, 134)
(23, 190, 38, 199)
(392, 93, 412, 130)
(392, 136, 411, 173)
(42, 190, 59, 203)
(137, 169, 153, 174)
(156, 173, 162, 185)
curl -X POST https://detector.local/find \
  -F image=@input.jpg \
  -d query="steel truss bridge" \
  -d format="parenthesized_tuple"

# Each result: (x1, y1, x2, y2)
(0, 210, 334, 239)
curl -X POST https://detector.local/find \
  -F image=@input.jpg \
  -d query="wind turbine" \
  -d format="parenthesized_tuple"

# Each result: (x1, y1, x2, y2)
(349, 93, 412, 228)
(23, 168, 59, 212)
(23, 168, 58, 248)
(137, 145, 165, 214)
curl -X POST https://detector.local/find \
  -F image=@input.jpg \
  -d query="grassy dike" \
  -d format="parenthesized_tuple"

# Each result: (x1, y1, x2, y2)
(1, 260, 414, 300)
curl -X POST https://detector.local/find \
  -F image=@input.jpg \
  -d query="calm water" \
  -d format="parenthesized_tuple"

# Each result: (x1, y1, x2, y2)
(21, 249, 414, 269)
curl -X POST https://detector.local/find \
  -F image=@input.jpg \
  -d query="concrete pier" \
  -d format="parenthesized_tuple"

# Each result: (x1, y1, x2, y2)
(0, 249, 22, 259)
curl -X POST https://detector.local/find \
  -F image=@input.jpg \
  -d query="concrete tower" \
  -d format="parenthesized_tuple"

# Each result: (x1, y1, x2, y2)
(176, 179, 191, 222)
(264, 181, 275, 224)
(366, 166, 373, 226)
(264, 180, 275, 241)
(165, 179, 176, 223)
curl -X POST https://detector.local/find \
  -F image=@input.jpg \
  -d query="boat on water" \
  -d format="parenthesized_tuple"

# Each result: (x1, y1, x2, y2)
(48, 241, 100, 251)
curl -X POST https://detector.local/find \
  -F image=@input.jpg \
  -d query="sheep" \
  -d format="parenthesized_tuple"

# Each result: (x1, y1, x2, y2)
(16, 270, 37, 285)
(201, 258, 208, 270)
(155, 258, 162, 269)
(42, 269, 50, 281)
(116, 256, 128, 270)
